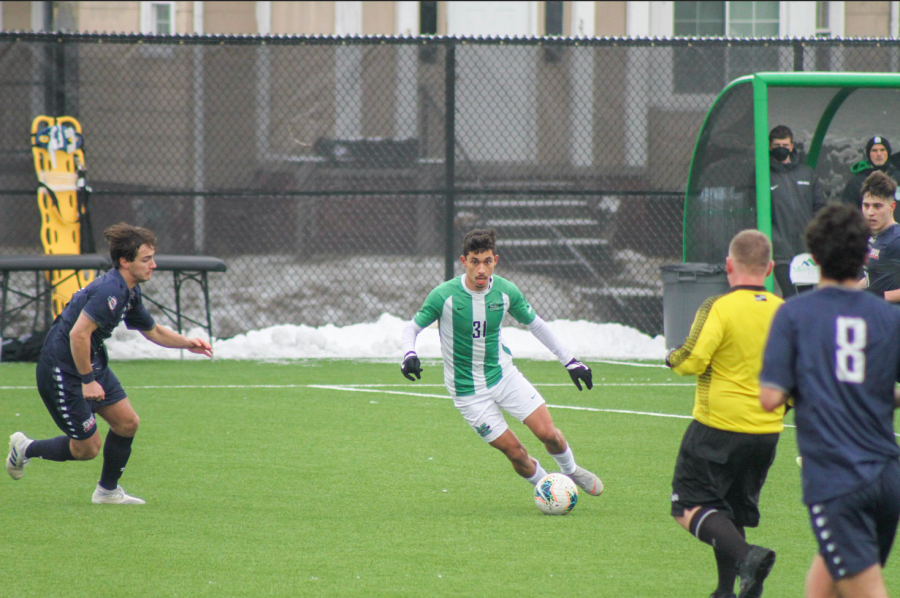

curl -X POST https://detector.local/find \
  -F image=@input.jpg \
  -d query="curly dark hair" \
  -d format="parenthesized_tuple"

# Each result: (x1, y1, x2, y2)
(103, 222, 156, 268)
(769, 125, 793, 144)
(462, 228, 496, 256)
(860, 170, 897, 202)
(804, 204, 868, 282)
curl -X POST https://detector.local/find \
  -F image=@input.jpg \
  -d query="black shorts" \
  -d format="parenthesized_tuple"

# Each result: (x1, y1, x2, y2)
(809, 459, 900, 580)
(671, 420, 779, 527)
(36, 355, 128, 440)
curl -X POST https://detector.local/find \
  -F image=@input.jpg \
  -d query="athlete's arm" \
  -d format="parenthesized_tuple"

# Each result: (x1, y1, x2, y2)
(70, 312, 105, 401)
(666, 298, 723, 376)
(141, 325, 212, 357)
(400, 320, 425, 381)
(401, 320, 423, 357)
(760, 385, 788, 412)
(527, 316, 574, 365)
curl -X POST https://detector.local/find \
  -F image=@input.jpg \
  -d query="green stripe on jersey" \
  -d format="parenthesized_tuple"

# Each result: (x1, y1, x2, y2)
(412, 275, 536, 397)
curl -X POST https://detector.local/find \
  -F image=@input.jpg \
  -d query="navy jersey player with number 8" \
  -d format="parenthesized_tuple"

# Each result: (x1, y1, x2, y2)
(761, 204, 900, 598)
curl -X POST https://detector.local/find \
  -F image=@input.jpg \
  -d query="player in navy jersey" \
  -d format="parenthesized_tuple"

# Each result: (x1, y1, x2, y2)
(6, 223, 212, 504)
(761, 203, 900, 598)
(859, 170, 900, 302)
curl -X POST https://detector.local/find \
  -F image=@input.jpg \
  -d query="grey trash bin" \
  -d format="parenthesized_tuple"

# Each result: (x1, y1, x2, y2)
(660, 263, 730, 350)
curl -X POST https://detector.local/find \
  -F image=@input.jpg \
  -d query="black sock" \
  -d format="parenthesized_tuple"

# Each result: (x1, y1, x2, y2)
(26, 436, 74, 462)
(714, 548, 737, 594)
(689, 508, 750, 564)
(713, 526, 745, 595)
(98, 431, 134, 491)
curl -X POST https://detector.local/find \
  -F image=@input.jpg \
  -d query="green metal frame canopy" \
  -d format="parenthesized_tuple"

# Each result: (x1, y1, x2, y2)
(683, 71, 900, 291)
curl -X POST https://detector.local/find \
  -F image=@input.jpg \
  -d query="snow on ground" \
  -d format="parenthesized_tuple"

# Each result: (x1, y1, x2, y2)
(106, 312, 667, 362)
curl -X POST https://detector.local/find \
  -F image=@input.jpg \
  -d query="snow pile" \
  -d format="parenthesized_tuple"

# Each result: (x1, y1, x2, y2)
(105, 313, 666, 362)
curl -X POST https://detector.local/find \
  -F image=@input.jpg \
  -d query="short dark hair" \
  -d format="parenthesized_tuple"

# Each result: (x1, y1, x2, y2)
(104, 223, 156, 268)
(860, 170, 897, 202)
(768, 125, 793, 144)
(462, 228, 496, 256)
(804, 203, 869, 281)
(728, 230, 771, 274)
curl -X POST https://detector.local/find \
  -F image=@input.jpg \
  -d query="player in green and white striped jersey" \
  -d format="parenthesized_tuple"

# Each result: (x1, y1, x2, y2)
(400, 229, 603, 496)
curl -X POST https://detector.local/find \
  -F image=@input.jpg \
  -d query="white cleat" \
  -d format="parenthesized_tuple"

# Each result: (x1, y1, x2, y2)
(6, 432, 33, 480)
(567, 466, 604, 496)
(91, 485, 146, 505)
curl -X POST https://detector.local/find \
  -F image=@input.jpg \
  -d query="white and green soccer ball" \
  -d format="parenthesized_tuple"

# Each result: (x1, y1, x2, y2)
(533, 473, 579, 515)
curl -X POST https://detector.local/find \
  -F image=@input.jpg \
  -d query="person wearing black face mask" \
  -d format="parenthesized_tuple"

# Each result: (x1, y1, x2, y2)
(841, 135, 900, 209)
(768, 125, 826, 298)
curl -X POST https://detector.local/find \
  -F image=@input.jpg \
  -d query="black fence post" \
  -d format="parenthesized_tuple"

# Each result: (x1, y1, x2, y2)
(444, 43, 456, 282)
(793, 39, 804, 71)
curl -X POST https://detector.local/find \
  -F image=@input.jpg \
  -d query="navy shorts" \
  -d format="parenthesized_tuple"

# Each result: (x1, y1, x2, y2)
(808, 459, 900, 580)
(671, 420, 779, 527)
(36, 355, 128, 440)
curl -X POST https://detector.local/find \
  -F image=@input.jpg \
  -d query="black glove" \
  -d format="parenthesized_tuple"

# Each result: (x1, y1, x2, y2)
(401, 352, 422, 381)
(565, 359, 592, 391)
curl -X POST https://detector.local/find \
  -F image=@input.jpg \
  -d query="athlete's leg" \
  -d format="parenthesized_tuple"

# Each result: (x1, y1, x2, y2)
(806, 555, 839, 598)
(96, 398, 139, 491)
(833, 564, 888, 598)
(522, 404, 567, 454)
(25, 357, 101, 464)
(489, 429, 547, 483)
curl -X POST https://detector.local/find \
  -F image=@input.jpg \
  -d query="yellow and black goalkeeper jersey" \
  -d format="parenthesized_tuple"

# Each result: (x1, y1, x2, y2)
(668, 286, 785, 434)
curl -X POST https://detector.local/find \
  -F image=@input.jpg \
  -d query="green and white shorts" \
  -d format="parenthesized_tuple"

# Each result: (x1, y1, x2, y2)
(451, 369, 545, 443)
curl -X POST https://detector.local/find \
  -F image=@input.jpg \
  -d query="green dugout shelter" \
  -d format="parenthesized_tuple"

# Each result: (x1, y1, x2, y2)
(683, 72, 900, 291)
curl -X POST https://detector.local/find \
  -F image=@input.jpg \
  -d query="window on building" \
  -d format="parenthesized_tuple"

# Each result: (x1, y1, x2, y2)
(673, 1, 780, 94)
(141, 1, 175, 35)
(728, 2, 779, 37)
(674, 1, 725, 36)
(674, 2, 779, 37)
(545, 1, 564, 36)
(815, 1, 831, 37)
(420, 1, 437, 35)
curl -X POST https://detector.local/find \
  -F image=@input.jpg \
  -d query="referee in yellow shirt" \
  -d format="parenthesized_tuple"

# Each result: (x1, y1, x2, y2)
(666, 230, 786, 598)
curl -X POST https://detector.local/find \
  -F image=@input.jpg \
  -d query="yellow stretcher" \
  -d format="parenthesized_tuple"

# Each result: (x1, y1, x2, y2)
(31, 116, 95, 316)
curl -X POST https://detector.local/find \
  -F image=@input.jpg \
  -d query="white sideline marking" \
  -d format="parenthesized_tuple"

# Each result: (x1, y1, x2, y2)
(594, 359, 669, 369)
(0, 381, 804, 430)
(0, 382, 692, 390)
(307, 385, 450, 399)
(311, 384, 695, 421)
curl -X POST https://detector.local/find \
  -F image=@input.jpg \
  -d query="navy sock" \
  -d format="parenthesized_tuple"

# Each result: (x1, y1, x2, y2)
(689, 508, 750, 564)
(26, 436, 74, 462)
(98, 431, 134, 491)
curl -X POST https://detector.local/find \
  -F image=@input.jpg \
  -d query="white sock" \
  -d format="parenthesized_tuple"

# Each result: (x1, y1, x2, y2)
(525, 458, 549, 485)
(551, 446, 576, 475)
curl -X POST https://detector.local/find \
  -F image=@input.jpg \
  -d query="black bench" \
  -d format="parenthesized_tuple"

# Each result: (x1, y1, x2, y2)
(0, 254, 227, 359)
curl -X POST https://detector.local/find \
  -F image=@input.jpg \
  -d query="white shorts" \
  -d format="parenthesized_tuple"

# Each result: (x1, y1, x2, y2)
(452, 369, 545, 443)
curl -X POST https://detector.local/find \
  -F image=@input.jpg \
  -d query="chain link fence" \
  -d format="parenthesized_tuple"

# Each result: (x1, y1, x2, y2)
(1, 34, 897, 339)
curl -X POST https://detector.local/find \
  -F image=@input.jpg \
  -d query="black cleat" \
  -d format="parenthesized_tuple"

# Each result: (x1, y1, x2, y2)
(737, 545, 776, 598)
(710, 593, 736, 598)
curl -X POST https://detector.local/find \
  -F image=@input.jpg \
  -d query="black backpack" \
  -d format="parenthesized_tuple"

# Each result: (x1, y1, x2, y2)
(1, 331, 48, 362)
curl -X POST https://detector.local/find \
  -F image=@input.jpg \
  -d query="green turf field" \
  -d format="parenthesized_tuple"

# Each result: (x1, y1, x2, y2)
(1, 359, 898, 597)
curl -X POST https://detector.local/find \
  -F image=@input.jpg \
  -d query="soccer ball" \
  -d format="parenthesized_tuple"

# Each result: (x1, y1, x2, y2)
(533, 473, 579, 515)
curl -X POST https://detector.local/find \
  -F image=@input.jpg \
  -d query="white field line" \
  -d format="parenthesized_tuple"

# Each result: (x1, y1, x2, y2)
(0, 380, 799, 430)
(313, 385, 801, 430)
(593, 359, 668, 369)
(0, 382, 692, 390)
(312, 384, 698, 422)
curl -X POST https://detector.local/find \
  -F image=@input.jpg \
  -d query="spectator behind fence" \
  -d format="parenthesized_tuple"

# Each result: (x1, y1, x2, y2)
(768, 125, 827, 299)
(841, 135, 900, 209)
